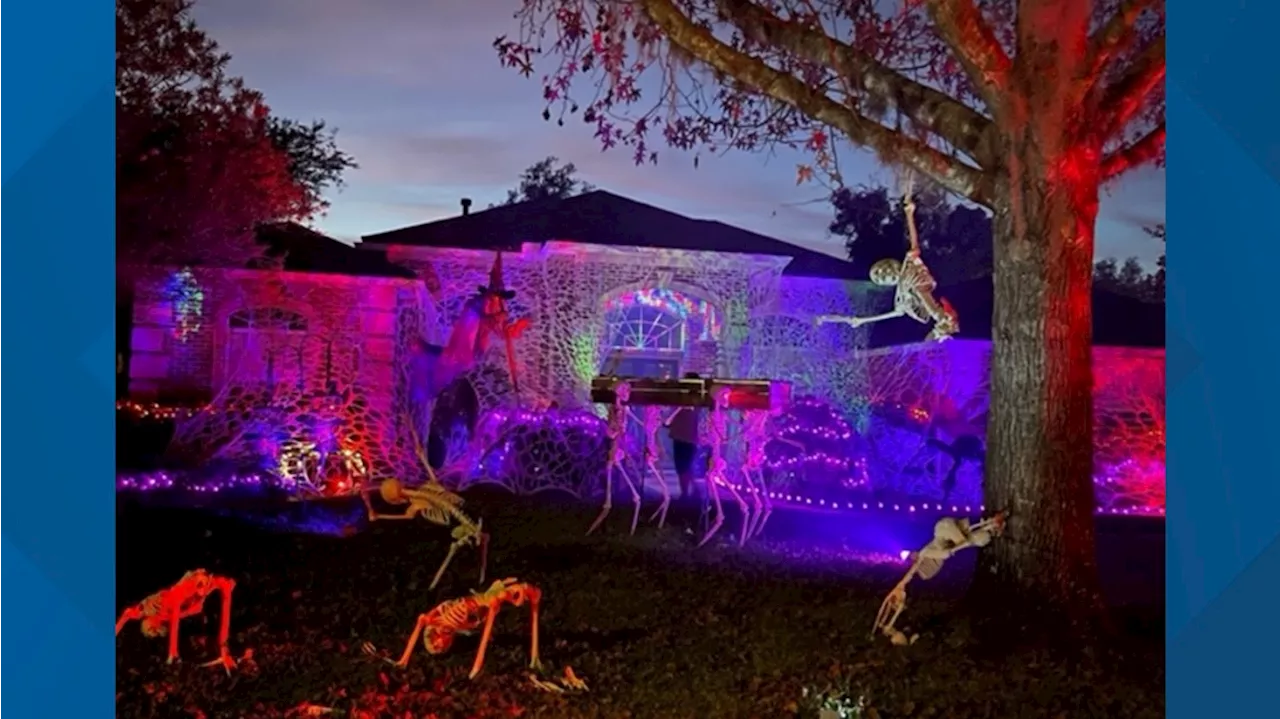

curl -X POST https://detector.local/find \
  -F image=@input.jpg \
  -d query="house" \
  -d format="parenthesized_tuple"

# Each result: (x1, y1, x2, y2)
(122, 190, 1164, 488)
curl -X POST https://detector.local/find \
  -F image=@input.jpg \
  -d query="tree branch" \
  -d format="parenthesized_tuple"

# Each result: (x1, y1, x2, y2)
(1100, 122, 1164, 181)
(640, 0, 994, 205)
(715, 0, 994, 167)
(922, 0, 1012, 118)
(1086, 0, 1160, 80)
(1098, 36, 1164, 137)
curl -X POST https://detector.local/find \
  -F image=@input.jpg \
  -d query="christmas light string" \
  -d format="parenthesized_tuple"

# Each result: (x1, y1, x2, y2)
(117, 401, 1163, 516)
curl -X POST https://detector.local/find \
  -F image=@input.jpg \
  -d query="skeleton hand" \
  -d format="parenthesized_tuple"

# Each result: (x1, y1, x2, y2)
(200, 654, 236, 674)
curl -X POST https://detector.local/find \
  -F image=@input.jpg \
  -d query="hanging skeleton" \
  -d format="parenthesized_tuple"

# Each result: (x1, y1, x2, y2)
(816, 174, 959, 341)
(872, 511, 1007, 645)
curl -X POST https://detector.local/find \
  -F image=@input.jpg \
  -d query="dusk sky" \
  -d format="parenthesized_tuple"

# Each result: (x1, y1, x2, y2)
(196, 0, 1166, 266)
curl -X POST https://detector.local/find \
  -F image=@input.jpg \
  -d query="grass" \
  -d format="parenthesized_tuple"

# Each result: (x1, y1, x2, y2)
(116, 491, 1164, 719)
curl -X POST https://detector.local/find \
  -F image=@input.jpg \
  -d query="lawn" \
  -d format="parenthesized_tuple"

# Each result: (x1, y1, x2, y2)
(116, 491, 1164, 719)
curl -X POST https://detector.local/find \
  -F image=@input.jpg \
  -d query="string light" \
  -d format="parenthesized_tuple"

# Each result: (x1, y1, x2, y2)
(116, 400, 209, 421)
(116, 401, 1163, 517)
(165, 268, 205, 342)
(117, 471, 290, 494)
(713, 477, 1164, 517)
(603, 287, 723, 340)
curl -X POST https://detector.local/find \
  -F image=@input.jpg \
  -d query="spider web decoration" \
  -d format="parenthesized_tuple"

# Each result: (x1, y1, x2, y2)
(124, 249, 1166, 514)
(460, 406, 610, 496)
(130, 267, 414, 484)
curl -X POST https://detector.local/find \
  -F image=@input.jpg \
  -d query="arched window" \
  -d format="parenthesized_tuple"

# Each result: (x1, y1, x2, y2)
(604, 304, 686, 352)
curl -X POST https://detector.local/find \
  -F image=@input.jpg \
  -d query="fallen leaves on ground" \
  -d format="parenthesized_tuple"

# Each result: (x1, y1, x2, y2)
(116, 496, 1163, 719)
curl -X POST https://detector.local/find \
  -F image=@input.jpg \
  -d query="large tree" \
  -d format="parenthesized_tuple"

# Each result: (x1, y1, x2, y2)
(830, 184, 994, 284)
(117, 0, 355, 267)
(498, 0, 1164, 625)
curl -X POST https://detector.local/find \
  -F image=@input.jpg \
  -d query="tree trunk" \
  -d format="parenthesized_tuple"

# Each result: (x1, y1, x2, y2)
(969, 133, 1106, 636)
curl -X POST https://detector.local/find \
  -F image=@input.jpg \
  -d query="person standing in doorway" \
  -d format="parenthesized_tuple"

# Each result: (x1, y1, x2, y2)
(665, 372, 703, 502)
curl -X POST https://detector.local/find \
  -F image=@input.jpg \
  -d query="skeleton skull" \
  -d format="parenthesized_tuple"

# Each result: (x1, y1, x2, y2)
(869, 258, 903, 286)
(379, 478, 408, 504)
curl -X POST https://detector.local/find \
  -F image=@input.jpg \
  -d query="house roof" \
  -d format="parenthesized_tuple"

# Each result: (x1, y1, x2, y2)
(864, 275, 1165, 348)
(255, 222, 417, 279)
(361, 190, 865, 280)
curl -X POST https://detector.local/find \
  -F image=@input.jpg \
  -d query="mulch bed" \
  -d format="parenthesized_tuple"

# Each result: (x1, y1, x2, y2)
(116, 493, 1164, 719)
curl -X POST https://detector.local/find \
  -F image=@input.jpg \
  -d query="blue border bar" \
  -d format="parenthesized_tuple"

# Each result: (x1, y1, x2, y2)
(1, 4, 116, 717)
(1167, 2, 1280, 717)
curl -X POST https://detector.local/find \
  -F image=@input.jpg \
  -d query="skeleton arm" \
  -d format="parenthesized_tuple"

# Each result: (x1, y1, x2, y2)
(816, 310, 906, 328)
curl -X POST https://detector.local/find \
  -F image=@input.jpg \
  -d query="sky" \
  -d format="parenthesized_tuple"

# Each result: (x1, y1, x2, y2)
(195, 0, 1166, 266)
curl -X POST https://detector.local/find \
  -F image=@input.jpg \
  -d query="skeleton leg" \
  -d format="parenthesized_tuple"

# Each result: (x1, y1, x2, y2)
(752, 469, 773, 539)
(872, 590, 907, 639)
(478, 531, 490, 587)
(394, 615, 429, 668)
(697, 472, 726, 548)
(166, 611, 182, 664)
(205, 580, 236, 671)
(587, 454, 618, 535)
(527, 594, 542, 670)
(721, 479, 750, 547)
(429, 543, 461, 591)
(873, 569, 917, 640)
(738, 467, 763, 545)
(646, 458, 671, 528)
(616, 464, 643, 536)
(469, 606, 501, 679)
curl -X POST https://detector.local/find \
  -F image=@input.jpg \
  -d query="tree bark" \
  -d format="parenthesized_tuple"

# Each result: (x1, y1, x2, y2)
(969, 129, 1106, 637)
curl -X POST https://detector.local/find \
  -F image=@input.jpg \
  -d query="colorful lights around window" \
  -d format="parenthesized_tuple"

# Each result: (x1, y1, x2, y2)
(603, 287, 722, 341)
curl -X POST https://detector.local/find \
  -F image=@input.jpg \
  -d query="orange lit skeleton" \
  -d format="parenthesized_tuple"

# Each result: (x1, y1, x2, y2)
(115, 569, 237, 672)
(873, 511, 1007, 645)
(390, 577, 542, 679)
(816, 186, 959, 341)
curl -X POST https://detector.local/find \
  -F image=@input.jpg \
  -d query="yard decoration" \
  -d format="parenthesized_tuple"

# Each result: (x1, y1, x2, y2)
(816, 173, 959, 341)
(872, 511, 1008, 645)
(388, 577, 542, 679)
(586, 380, 644, 536)
(361, 424, 489, 591)
(115, 569, 238, 672)
(700, 384, 748, 547)
(640, 404, 673, 529)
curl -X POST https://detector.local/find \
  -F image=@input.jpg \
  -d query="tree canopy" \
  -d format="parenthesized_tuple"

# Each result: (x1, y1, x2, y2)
(496, 0, 1163, 208)
(496, 156, 596, 207)
(117, 0, 355, 267)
